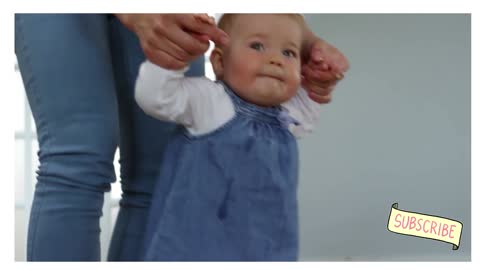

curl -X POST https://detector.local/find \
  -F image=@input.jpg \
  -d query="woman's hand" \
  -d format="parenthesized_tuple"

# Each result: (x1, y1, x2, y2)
(115, 14, 229, 70)
(301, 30, 350, 104)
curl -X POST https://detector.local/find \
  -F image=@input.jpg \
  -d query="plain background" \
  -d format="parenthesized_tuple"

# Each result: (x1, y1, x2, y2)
(297, 14, 470, 261)
(14, 14, 471, 261)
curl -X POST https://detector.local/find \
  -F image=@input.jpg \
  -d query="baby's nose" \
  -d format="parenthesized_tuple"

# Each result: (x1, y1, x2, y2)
(269, 56, 283, 66)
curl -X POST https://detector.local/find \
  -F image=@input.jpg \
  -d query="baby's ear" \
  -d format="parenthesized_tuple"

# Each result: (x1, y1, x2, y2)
(210, 47, 224, 79)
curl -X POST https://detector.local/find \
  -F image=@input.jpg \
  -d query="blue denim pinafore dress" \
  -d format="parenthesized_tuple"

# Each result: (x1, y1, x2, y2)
(143, 81, 299, 261)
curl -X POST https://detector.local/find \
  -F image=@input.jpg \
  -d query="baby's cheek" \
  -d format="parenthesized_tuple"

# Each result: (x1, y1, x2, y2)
(291, 71, 302, 89)
(231, 59, 254, 78)
(287, 72, 302, 98)
(293, 71, 301, 84)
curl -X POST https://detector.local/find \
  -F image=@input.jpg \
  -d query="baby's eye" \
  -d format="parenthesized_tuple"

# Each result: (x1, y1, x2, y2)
(283, 49, 297, 58)
(249, 42, 264, 51)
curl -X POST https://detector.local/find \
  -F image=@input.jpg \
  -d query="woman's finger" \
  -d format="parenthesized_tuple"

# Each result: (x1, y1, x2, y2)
(179, 15, 229, 46)
(146, 34, 198, 63)
(308, 91, 332, 104)
(302, 64, 340, 84)
(302, 77, 334, 96)
(141, 41, 188, 70)
(158, 24, 210, 56)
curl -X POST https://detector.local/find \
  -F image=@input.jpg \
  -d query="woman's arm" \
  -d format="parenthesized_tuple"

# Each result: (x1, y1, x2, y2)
(115, 14, 229, 70)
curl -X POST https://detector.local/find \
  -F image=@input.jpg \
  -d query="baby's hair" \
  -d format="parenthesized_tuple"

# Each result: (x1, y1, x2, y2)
(217, 13, 306, 35)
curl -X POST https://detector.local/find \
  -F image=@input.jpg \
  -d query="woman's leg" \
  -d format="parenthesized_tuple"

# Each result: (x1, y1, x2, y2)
(15, 14, 119, 261)
(106, 17, 205, 261)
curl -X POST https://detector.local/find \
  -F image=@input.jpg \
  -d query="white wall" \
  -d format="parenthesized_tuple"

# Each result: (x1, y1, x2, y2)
(297, 14, 470, 261)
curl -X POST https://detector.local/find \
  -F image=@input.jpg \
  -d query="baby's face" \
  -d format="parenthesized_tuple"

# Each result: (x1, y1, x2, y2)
(221, 15, 303, 106)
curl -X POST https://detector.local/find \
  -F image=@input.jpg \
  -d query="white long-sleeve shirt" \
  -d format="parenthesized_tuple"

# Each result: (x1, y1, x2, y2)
(135, 61, 321, 138)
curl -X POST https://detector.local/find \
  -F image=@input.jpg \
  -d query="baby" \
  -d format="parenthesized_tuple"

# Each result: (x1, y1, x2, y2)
(136, 14, 321, 261)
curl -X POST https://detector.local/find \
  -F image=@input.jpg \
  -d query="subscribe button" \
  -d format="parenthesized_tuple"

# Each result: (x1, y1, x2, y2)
(387, 203, 463, 250)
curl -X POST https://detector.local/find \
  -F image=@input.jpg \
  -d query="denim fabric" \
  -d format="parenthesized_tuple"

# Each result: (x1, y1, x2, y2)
(143, 81, 299, 261)
(15, 14, 204, 261)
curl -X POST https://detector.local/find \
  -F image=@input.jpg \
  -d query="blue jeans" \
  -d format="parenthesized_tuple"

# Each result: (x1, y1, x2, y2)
(15, 14, 204, 261)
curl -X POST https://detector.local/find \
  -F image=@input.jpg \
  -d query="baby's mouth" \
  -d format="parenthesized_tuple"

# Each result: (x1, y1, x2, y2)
(259, 73, 284, 82)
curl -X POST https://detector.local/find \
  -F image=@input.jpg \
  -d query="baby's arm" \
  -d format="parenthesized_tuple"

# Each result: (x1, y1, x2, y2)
(135, 61, 192, 126)
(281, 87, 322, 139)
(135, 61, 234, 135)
